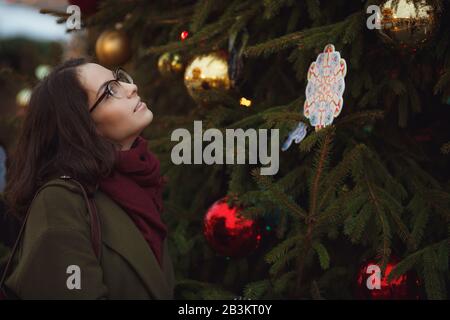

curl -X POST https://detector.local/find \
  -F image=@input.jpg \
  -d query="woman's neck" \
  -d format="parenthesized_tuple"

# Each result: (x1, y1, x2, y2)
(117, 135, 139, 151)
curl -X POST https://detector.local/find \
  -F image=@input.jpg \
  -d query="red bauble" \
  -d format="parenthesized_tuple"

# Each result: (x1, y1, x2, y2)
(203, 198, 262, 258)
(180, 31, 189, 41)
(356, 259, 420, 300)
(69, 0, 99, 15)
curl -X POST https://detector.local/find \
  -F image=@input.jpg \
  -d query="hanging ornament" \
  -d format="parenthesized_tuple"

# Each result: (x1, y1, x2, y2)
(376, 0, 441, 51)
(95, 29, 132, 67)
(157, 52, 185, 78)
(16, 88, 32, 108)
(203, 197, 262, 258)
(180, 30, 189, 41)
(281, 122, 308, 151)
(355, 259, 420, 299)
(184, 51, 231, 103)
(69, 0, 100, 15)
(304, 44, 347, 131)
(228, 27, 249, 88)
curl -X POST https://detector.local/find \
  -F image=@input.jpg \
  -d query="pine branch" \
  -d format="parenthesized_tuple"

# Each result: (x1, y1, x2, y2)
(277, 166, 310, 193)
(375, 185, 412, 246)
(145, 1, 257, 55)
(316, 192, 351, 226)
(269, 249, 299, 275)
(228, 103, 298, 129)
(297, 125, 332, 154)
(309, 130, 334, 217)
(423, 249, 446, 299)
(318, 143, 365, 211)
(341, 11, 364, 44)
(335, 110, 384, 128)
(263, 0, 291, 20)
(228, 165, 248, 196)
(262, 112, 305, 127)
(409, 195, 430, 249)
(312, 242, 330, 270)
(344, 202, 373, 243)
(243, 279, 271, 299)
(244, 30, 303, 57)
(265, 234, 303, 265)
(273, 271, 296, 295)
(190, 0, 215, 32)
(364, 169, 391, 266)
(244, 13, 363, 58)
(252, 169, 308, 220)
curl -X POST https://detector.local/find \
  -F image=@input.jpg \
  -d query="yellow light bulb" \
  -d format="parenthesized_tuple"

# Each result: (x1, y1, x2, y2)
(240, 97, 252, 107)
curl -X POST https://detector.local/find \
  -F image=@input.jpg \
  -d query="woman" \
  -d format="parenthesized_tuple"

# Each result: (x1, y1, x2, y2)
(1, 58, 175, 299)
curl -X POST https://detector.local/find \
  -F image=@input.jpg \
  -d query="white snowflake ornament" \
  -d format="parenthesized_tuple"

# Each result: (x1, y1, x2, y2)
(304, 44, 347, 131)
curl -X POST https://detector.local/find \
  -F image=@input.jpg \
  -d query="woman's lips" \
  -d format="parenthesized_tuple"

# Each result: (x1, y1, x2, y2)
(134, 101, 146, 112)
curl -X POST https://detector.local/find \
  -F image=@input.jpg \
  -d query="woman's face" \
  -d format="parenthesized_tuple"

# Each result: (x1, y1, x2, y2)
(77, 63, 153, 147)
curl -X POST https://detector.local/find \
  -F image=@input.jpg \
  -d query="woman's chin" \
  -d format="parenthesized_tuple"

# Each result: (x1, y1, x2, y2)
(144, 108, 153, 124)
(137, 109, 153, 130)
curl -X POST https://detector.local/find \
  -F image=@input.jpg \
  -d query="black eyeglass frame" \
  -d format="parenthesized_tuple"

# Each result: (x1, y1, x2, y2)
(89, 67, 133, 114)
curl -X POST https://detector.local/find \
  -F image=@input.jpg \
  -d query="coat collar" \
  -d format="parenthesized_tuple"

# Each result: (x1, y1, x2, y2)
(95, 191, 174, 299)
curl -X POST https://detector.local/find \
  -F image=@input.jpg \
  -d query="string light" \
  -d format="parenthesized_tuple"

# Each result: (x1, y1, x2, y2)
(240, 97, 252, 107)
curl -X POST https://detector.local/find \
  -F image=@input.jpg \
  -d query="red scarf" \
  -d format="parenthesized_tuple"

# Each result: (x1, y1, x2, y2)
(99, 137, 168, 267)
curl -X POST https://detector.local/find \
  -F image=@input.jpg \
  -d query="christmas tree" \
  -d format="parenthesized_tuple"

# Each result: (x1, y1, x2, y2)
(3, 0, 450, 299)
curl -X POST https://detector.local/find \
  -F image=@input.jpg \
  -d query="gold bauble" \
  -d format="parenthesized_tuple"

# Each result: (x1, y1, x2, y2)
(184, 51, 231, 102)
(157, 52, 184, 77)
(95, 30, 132, 66)
(377, 0, 440, 50)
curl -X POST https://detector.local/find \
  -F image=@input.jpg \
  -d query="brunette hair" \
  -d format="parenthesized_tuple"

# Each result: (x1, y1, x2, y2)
(5, 58, 116, 217)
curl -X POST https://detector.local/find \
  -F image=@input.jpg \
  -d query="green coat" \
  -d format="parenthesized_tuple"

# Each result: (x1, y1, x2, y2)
(4, 178, 175, 299)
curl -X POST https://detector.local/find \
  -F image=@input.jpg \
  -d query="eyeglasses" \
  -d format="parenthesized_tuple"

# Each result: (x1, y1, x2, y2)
(89, 68, 134, 114)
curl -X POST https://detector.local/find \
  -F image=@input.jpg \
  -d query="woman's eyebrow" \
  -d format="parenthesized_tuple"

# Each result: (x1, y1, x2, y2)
(95, 70, 115, 98)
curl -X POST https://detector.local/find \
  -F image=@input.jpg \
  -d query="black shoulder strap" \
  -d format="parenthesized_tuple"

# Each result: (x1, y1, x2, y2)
(0, 177, 101, 299)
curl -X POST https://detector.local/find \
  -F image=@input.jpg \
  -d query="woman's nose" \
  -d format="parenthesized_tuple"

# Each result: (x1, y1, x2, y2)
(124, 82, 138, 98)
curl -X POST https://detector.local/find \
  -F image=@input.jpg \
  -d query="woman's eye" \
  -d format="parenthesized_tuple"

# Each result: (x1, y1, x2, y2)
(107, 83, 118, 97)
(105, 89, 112, 99)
